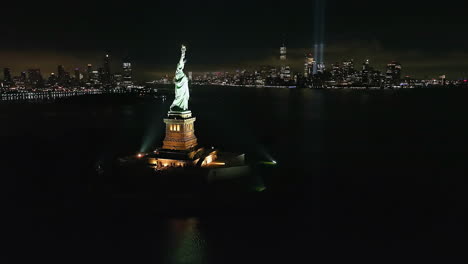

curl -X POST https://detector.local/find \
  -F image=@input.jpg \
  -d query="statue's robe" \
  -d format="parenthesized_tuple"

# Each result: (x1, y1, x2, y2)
(170, 55, 190, 112)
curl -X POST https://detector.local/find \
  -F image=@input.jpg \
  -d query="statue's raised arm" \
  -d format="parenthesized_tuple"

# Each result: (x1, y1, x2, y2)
(177, 45, 187, 72)
(170, 45, 190, 112)
(180, 45, 186, 61)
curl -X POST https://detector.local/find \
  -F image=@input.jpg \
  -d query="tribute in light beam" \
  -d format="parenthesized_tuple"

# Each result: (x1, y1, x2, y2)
(313, 0, 326, 74)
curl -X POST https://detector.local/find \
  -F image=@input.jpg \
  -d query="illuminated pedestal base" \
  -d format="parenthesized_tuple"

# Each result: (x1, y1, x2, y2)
(162, 111, 198, 151)
(132, 110, 247, 173)
(148, 111, 218, 169)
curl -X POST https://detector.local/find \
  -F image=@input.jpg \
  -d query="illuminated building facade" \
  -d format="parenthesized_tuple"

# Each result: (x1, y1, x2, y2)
(281, 66, 291, 82)
(386, 61, 402, 86)
(86, 64, 93, 82)
(362, 59, 371, 72)
(48, 73, 58, 86)
(280, 44, 287, 61)
(122, 57, 132, 88)
(113, 73, 123, 86)
(342, 60, 354, 76)
(304, 53, 315, 78)
(90, 70, 100, 85)
(330, 63, 343, 81)
(74, 68, 81, 81)
(279, 43, 291, 82)
(361, 59, 372, 85)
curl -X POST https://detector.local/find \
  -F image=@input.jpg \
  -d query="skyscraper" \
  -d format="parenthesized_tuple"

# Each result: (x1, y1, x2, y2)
(304, 53, 315, 78)
(386, 61, 402, 87)
(3, 68, 12, 86)
(361, 59, 373, 85)
(87, 64, 93, 82)
(113, 73, 123, 85)
(280, 44, 287, 61)
(20, 72, 27, 82)
(58, 65, 65, 80)
(283, 66, 291, 82)
(279, 43, 291, 82)
(74, 68, 82, 81)
(362, 59, 371, 72)
(331, 63, 342, 81)
(342, 59, 355, 78)
(103, 54, 111, 85)
(48, 73, 58, 86)
(98, 67, 104, 83)
(57, 65, 68, 86)
(90, 70, 100, 84)
(27, 69, 44, 88)
(122, 57, 132, 88)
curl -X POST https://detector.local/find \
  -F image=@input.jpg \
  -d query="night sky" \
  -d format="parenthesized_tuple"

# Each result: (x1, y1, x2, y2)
(1, 0, 468, 80)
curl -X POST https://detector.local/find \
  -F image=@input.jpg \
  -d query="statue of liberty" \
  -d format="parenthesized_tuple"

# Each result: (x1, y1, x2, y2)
(170, 45, 190, 112)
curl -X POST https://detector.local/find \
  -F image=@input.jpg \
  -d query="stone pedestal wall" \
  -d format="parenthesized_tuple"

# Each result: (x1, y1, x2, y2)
(162, 112, 198, 151)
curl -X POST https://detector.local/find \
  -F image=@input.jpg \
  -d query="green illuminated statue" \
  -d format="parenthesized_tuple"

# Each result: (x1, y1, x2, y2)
(170, 45, 190, 112)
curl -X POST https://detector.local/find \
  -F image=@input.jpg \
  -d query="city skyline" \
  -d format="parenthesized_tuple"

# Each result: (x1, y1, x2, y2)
(1, 0, 468, 79)
(2, 49, 468, 92)
(2, 43, 468, 82)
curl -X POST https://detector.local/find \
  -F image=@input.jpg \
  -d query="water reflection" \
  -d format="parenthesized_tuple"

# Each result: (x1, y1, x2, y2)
(166, 218, 206, 264)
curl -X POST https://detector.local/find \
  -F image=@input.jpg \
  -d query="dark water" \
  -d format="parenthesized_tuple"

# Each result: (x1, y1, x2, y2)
(1, 87, 465, 263)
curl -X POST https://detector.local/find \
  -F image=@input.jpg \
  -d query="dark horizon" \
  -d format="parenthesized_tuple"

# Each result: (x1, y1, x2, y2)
(2, 0, 468, 80)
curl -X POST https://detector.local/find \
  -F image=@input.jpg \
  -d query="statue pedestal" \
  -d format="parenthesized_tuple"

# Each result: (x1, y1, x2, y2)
(162, 111, 198, 151)
(151, 110, 211, 169)
(138, 109, 242, 170)
(168, 111, 193, 119)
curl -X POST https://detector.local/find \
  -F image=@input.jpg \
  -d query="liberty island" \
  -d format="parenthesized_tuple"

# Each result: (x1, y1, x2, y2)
(119, 45, 251, 181)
